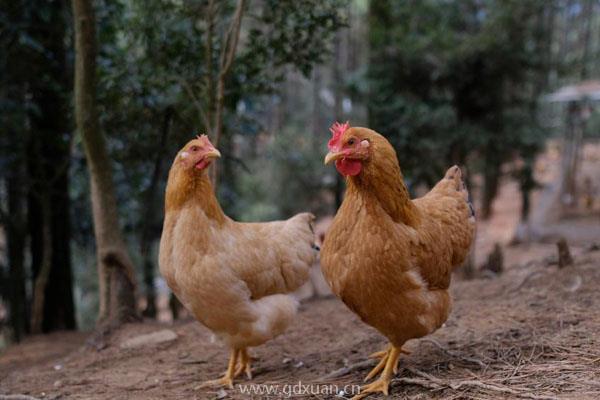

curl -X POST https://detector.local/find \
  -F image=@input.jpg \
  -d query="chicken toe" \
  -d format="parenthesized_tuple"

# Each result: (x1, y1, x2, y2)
(365, 344, 407, 381)
(199, 348, 240, 390)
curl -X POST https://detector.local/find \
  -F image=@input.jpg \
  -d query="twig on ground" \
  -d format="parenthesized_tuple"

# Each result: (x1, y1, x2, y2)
(179, 359, 208, 365)
(318, 359, 375, 381)
(508, 270, 546, 293)
(403, 367, 558, 400)
(422, 338, 488, 369)
(394, 376, 440, 390)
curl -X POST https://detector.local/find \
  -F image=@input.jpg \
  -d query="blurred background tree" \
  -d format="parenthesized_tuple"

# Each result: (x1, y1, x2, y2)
(368, 0, 551, 219)
(1, 0, 599, 342)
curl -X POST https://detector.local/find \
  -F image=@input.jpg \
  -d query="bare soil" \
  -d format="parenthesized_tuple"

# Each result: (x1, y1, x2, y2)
(1, 244, 600, 400)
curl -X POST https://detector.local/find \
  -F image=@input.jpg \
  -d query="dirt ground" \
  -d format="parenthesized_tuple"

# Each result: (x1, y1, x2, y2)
(1, 245, 600, 400)
(1, 143, 600, 399)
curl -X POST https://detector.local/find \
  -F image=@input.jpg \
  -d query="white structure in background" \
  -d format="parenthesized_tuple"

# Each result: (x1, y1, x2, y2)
(544, 80, 599, 215)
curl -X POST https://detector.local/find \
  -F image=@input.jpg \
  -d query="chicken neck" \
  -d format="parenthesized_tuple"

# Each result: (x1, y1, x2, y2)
(165, 168, 226, 224)
(347, 155, 420, 227)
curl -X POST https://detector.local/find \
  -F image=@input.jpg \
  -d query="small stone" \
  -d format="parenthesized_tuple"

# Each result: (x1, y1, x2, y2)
(294, 361, 304, 368)
(54, 380, 63, 387)
(282, 357, 292, 364)
(216, 389, 228, 399)
(53, 364, 63, 371)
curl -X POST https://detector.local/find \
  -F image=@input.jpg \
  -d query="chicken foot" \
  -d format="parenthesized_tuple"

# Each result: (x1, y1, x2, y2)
(199, 348, 239, 389)
(352, 345, 403, 399)
(199, 347, 256, 389)
(364, 344, 409, 381)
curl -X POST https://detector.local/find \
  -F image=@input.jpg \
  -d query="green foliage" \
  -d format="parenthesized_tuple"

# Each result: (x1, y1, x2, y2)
(92, 0, 346, 223)
(233, 127, 327, 221)
(368, 0, 550, 186)
(240, 0, 346, 81)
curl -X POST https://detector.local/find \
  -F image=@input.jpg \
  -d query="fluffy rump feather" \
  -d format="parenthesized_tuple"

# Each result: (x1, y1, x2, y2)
(222, 294, 299, 348)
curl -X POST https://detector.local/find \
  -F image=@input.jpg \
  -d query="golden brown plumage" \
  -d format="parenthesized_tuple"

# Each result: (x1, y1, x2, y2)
(321, 125, 475, 398)
(159, 136, 316, 388)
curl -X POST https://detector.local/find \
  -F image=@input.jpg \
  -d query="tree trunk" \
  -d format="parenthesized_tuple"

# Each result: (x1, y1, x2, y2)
(6, 171, 29, 341)
(209, 0, 246, 187)
(557, 238, 574, 268)
(22, 0, 77, 333)
(481, 159, 501, 220)
(45, 159, 76, 331)
(311, 67, 322, 152)
(519, 159, 535, 222)
(1, 1, 31, 342)
(332, 29, 345, 211)
(140, 109, 172, 318)
(204, 0, 215, 137)
(561, 102, 584, 211)
(72, 0, 138, 325)
(26, 134, 76, 333)
(30, 198, 52, 334)
(580, 0, 593, 80)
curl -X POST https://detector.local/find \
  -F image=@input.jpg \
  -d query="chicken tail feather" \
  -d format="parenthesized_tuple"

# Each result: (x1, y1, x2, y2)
(444, 165, 466, 195)
(442, 165, 475, 218)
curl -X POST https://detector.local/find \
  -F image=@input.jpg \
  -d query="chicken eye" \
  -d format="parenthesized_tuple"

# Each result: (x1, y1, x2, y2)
(190, 146, 199, 152)
(347, 138, 356, 145)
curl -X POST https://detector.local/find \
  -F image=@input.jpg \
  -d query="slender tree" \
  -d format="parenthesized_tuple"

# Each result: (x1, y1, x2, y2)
(139, 108, 173, 318)
(27, 0, 76, 332)
(72, 0, 138, 325)
(4, 164, 28, 340)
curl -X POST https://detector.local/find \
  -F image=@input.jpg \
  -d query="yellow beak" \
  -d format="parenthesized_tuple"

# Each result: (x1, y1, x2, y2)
(205, 149, 222, 159)
(324, 151, 344, 165)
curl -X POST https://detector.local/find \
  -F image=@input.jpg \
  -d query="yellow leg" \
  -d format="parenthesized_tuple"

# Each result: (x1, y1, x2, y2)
(365, 344, 407, 381)
(234, 347, 254, 379)
(199, 348, 239, 389)
(364, 345, 391, 382)
(352, 345, 402, 399)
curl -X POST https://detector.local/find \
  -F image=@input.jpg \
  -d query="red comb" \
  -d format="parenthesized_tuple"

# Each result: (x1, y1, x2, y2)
(328, 121, 350, 149)
(196, 134, 214, 148)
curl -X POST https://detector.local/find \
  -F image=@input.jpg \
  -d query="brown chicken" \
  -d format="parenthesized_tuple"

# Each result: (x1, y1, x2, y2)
(159, 135, 316, 388)
(321, 123, 475, 398)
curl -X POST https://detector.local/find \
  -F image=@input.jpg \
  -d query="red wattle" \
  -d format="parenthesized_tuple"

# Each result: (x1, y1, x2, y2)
(195, 159, 210, 170)
(335, 158, 362, 177)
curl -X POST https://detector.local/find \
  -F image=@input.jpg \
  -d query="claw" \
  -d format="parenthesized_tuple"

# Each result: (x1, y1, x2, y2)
(198, 376, 234, 390)
(364, 355, 386, 382)
(368, 350, 388, 359)
(352, 376, 392, 399)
